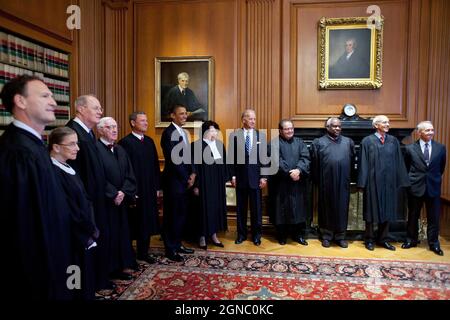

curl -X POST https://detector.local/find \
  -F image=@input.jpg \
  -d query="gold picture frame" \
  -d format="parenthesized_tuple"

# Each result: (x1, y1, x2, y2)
(318, 16, 384, 89)
(155, 56, 214, 127)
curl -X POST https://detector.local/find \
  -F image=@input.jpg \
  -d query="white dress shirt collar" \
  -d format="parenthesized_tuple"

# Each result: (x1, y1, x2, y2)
(73, 117, 91, 134)
(12, 119, 42, 140)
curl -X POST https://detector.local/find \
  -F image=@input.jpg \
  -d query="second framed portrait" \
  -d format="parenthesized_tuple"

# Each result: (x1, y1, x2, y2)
(155, 56, 214, 127)
(318, 16, 384, 89)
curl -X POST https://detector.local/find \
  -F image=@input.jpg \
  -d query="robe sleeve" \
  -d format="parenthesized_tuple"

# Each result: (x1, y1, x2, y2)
(394, 139, 410, 188)
(310, 139, 319, 183)
(357, 138, 369, 189)
(151, 139, 161, 190)
(120, 149, 137, 200)
(296, 139, 311, 176)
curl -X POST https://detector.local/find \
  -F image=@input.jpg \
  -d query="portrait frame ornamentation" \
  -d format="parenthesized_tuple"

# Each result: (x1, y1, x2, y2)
(318, 16, 384, 90)
(155, 56, 214, 128)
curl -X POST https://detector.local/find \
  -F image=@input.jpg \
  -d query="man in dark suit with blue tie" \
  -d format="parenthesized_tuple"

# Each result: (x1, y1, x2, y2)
(402, 121, 447, 256)
(160, 104, 196, 261)
(229, 109, 268, 246)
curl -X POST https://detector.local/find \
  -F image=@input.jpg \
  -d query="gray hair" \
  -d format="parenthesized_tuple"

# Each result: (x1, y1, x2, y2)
(241, 108, 256, 119)
(74, 94, 97, 111)
(372, 115, 389, 128)
(177, 72, 189, 81)
(129, 111, 146, 126)
(97, 116, 115, 130)
(278, 119, 293, 130)
(416, 121, 433, 132)
(326, 117, 341, 127)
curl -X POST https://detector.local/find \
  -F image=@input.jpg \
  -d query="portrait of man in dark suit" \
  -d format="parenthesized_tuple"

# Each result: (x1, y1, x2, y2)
(328, 29, 371, 79)
(157, 58, 213, 126)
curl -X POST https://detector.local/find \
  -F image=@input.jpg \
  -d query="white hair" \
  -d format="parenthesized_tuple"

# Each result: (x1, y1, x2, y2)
(372, 115, 389, 128)
(97, 117, 115, 130)
(326, 117, 341, 127)
(177, 72, 189, 81)
(241, 108, 255, 119)
(416, 121, 433, 132)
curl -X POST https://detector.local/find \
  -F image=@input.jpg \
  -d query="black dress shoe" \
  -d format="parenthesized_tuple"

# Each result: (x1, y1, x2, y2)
(211, 241, 224, 248)
(199, 244, 207, 250)
(177, 245, 194, 254)
(165, 252, 184, 262)
(278, 239, 287, 245)
(235, 235, 246, 244)
(365, 242, 375, 251)
(321, 239, 331, 248)
(296, 237, 308, 246)
(138, 254, 157, 264)
(379, 242, 396, 251)
(401, 241, 417, 249)
(430, 246, 444, 256)
(253, 238, 261, 246)
(336, 240, 348, 248)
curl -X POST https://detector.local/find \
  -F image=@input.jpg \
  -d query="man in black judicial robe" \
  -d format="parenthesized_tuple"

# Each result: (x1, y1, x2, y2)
(97, 117, 137, 279)
(357, 115, 410, 251)
(66, 95, 112, 290)
(0, 75, 72, 300)
(119, 111, 161, 264)
(229, 109, 268, 246)
(311, 118, 355, 248)
(268, 119, 310, 245)
(161, 105, 196, 262)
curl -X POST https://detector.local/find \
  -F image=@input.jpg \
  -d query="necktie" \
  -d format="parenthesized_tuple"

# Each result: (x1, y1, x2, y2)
(245, 133, 250, 154)
(182, 89, 186, 96)
(107, 143, 114, 150)
(140, 136, 144, 142)
(380, 135, 384, 144)
(424, 143, 430, 165)
(89, 130, 96, 142)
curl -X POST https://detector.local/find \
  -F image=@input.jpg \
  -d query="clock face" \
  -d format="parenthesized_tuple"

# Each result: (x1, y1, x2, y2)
(344, 104, 356, 117)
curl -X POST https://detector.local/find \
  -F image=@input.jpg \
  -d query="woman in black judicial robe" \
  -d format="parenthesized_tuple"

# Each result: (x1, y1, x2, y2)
(190, 121, 229, 249)
(48, 127, 99, 300)
(97, 136, 137, 276)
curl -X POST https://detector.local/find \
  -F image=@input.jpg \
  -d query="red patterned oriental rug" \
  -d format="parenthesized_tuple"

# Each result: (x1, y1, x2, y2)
(101, 249, 450, 300)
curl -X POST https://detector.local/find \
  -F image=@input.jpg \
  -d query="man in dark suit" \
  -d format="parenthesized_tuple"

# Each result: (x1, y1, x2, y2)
(66, 95, 113, 291)
(162, 72, 207, 122)
(229, 109, 268, 246)
(329, 38, 370, 79)
(160, 104, 196, 261)
(402, 121, 447, 256)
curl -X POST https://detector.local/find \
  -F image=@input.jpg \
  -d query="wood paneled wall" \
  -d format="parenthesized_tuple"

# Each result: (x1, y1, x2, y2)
(134, 0, 239, 144)
(425, 0, 450, 235)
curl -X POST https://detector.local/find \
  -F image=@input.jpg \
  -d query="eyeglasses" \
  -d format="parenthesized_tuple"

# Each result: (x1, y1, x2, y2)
(58, 142, 79, 147)
(103, 125, 118, 130)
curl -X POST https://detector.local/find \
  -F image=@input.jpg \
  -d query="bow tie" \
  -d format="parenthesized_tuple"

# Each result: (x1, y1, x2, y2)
(107, 143, 115, 149)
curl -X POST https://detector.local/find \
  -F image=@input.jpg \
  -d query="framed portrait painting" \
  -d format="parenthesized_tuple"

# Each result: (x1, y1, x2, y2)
(155, 56, 214, 127)
(318, 16, 384, 89)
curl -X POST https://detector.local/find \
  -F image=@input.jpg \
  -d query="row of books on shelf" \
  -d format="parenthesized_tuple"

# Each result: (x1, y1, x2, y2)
(0, 31, 69, 77)
(0, 62, 70, 103)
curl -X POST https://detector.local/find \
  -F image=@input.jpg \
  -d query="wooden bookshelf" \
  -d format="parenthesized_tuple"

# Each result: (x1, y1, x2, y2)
(0, 27, 72, 141)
